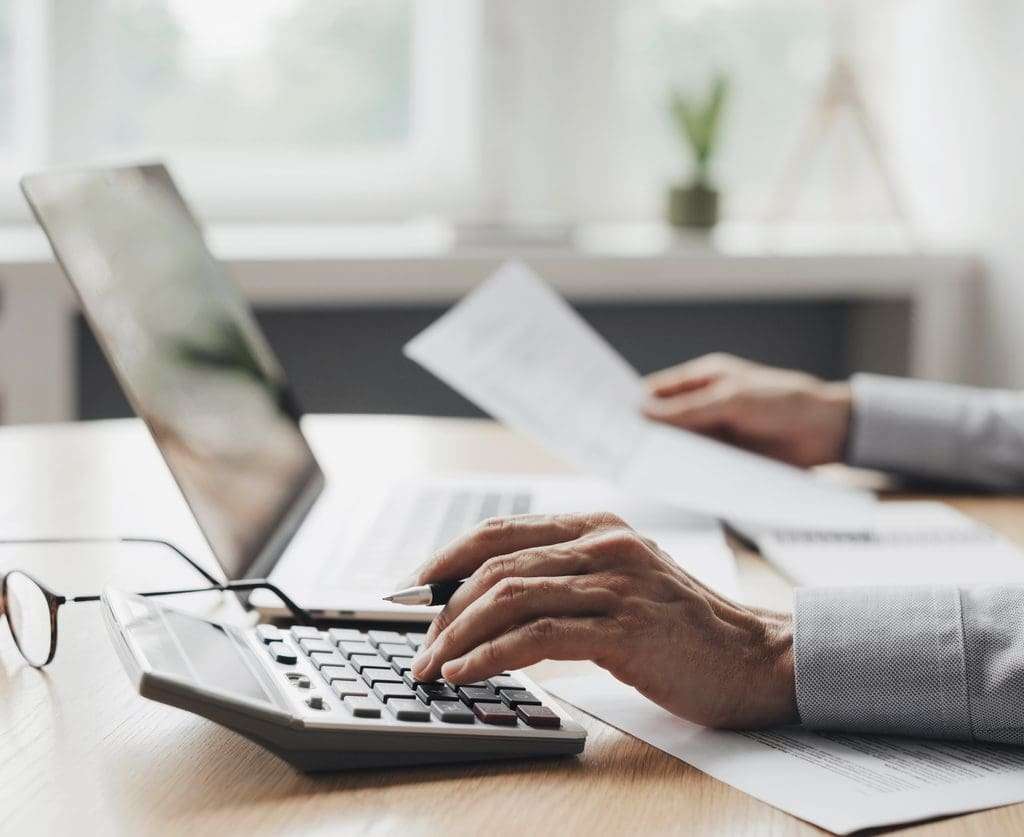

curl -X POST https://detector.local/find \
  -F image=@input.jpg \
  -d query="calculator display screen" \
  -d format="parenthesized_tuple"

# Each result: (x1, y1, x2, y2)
(129, 602, 274, 706)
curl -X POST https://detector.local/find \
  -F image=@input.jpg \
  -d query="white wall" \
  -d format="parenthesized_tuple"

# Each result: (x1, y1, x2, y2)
(868, 1, 1024, 387)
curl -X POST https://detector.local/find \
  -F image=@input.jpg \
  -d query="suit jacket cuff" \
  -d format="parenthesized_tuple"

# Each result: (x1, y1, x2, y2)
(793, 585, 973, 739)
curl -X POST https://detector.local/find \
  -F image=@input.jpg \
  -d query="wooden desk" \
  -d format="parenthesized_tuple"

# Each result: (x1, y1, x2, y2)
(1, 415, 1022, 836)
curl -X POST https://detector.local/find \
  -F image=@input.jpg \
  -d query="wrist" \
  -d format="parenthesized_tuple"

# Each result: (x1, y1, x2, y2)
(754, 615, 799, 727)
(816, 380, 853, 462)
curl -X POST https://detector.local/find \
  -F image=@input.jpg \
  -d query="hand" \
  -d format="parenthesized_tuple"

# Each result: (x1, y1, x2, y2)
(643, 353, 852, 468)
(410, 512, 798, 729)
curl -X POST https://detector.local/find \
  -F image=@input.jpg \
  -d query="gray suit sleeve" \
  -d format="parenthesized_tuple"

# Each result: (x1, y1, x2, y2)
(793, 585, 1024, 745)
(847, 373, 1024, 489)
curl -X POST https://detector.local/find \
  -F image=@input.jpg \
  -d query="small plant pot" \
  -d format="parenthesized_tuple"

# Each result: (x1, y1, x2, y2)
(667, 183, 719, 229)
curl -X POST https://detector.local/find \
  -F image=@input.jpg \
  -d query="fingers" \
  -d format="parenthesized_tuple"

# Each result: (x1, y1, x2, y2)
(642, 383, 739, 431)
(414, 575, 615, 680)
(644, 353, 740, 398)
(422, 543, 590, 648)
(436, 617, 612, 684)
(415, 512, 621, 585)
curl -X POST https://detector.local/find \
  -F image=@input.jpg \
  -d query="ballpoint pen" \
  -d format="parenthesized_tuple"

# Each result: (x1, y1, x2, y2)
(382, 580, 464, 606)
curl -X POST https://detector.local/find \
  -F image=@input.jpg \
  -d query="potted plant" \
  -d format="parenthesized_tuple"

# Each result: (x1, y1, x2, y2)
(667, 74, 730, 229)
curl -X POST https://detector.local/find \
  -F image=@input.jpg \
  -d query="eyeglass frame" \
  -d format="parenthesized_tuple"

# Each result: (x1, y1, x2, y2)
(0, 536, 313, 668)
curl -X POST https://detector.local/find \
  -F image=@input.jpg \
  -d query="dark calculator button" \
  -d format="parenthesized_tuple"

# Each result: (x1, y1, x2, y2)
(377, 642, 415, 661)
(256, 624, 284, 644)
(343, 695, 381, 718)
(500, 689, 541, 707)
(373, 682, 417, 702)
(405, 632, 426, 650)
(309, 650, 347, 669)
(290, 626, 323, 640)
(350, 655, 390, 673)
(266, 642, 297, 665)
(391, 656, 414, 675)
(387, 699, 431, 722)
(516, 704, 561, 728)
(299, 638, 335, 655)
(457, 686, 497, 704)
(430, 700, 475, 724)
(338, 641, 377, 659)
(402, 671, 420, 689)
(367, 630, 405, 647)
(416, 682, 459, 704)
(362, 669, 403, 687)
(328, 628, 365, 644)
(306, 695, 326, 711)
(472, 702, 518, 726)
(488, 675, 523, 691)
(319, 665, 357, 683)
(332, 681, 369, 699)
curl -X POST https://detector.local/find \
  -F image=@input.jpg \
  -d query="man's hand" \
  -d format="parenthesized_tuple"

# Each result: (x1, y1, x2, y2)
(643, 353, 852, 467)
(410, 512, 798, 730)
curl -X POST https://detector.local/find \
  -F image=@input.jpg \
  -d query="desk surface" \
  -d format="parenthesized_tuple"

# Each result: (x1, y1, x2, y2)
(2, 415, 1023, 836)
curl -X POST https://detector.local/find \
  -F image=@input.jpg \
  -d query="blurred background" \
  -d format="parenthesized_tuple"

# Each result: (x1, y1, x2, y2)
(0, 0, 1017, 424)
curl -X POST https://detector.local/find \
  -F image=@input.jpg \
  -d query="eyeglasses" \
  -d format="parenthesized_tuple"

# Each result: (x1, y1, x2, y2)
(0, 536, 313, 668)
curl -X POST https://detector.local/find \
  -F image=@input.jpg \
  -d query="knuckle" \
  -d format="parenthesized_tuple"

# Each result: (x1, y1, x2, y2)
(592, 511, 626, 529)
(493, 575, 527, 604)
(477, 515, 513, 541)
(527, 617, 557, 644)
(480, 554, 516, 584)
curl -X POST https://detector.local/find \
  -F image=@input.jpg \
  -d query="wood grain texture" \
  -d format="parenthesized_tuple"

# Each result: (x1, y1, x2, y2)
(0, 416, 1021, 836)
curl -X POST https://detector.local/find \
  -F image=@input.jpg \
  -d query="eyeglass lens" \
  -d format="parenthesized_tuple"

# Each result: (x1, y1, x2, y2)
(5, 572, 53, 667)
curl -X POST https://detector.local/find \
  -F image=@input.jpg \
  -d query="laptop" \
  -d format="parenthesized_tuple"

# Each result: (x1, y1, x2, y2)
(20, 162, 733, 624)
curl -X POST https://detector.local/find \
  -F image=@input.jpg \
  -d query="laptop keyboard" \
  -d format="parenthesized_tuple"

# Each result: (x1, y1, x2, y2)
(319, 487, 533, 589)
(256, 624, 561, 729)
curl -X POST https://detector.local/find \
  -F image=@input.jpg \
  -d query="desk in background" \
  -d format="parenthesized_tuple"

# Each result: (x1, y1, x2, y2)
(1, 415, 1020, 836)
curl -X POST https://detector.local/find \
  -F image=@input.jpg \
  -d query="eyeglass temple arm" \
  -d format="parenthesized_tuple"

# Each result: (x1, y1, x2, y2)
(71, 580, 315, 626)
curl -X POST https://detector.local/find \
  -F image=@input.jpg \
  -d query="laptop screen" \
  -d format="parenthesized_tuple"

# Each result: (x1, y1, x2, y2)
(21, 163, 322, 581)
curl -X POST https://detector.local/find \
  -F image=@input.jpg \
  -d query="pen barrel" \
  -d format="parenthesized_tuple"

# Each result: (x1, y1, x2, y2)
(429, 580, 463, 605)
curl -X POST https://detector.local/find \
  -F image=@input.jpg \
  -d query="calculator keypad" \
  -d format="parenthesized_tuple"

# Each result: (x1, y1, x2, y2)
(258, 625, 561, 730)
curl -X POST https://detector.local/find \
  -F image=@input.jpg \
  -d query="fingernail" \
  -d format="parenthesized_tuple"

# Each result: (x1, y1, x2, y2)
(441, 658, 465, 681)
(411, 650, 431, 676)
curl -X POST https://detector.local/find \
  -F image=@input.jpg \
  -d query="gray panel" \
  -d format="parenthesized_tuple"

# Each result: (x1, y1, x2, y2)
(77, 300, 855, 420)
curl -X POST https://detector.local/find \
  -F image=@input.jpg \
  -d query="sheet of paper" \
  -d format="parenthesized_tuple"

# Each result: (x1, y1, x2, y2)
(749, 500, 1024, 586)
(545, 669, 1024, 834)
(405, 261, 874, 531)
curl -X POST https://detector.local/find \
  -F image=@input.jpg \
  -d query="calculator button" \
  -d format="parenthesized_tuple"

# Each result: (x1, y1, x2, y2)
(362, 669, 403, 687)
(350, 655, 390, 673)
(299, 638, 335, 655)
(416, 682, 460, 704)
(390, 656, 414, 675)
(285, 672, 312, 689)
(338, 641, 377, 659)
(367, 630, 405, 647)
(499, 689, 541, 707)
(488, 675, 523, 691)
(373, 682, 416, 703)
(306, 695, 326, 711)
(290, 626, 323, 640)
(515, 704, 561, 729)
(319, 665, 357, 684)
(309, 650, 347, 669)
(430, 700, 475, 724)
(457, 686, 497, 704)
(343, 695, 381, 718)
(266, 642, 297, 665)
(387, 699, 431, 722)
(256, 625, 284, 644)
(328, 628, 365, 644)
(472, 702, 518, 726)
(377, 642, 414, 661)
(331, 682, 369, 699)
(404, 632, 426, 650)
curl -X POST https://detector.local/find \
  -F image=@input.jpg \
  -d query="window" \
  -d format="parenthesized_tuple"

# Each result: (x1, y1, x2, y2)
(1, 0, 479, 222)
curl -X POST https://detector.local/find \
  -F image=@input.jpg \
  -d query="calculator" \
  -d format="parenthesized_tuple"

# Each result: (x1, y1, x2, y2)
(101, 588, 586, 770)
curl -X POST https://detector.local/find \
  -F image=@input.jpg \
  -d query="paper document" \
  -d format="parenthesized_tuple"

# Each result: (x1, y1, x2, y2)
(405, 262, 874, 531)
(742, 500, 1024, 586)
(545, 670, 1024, 834)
